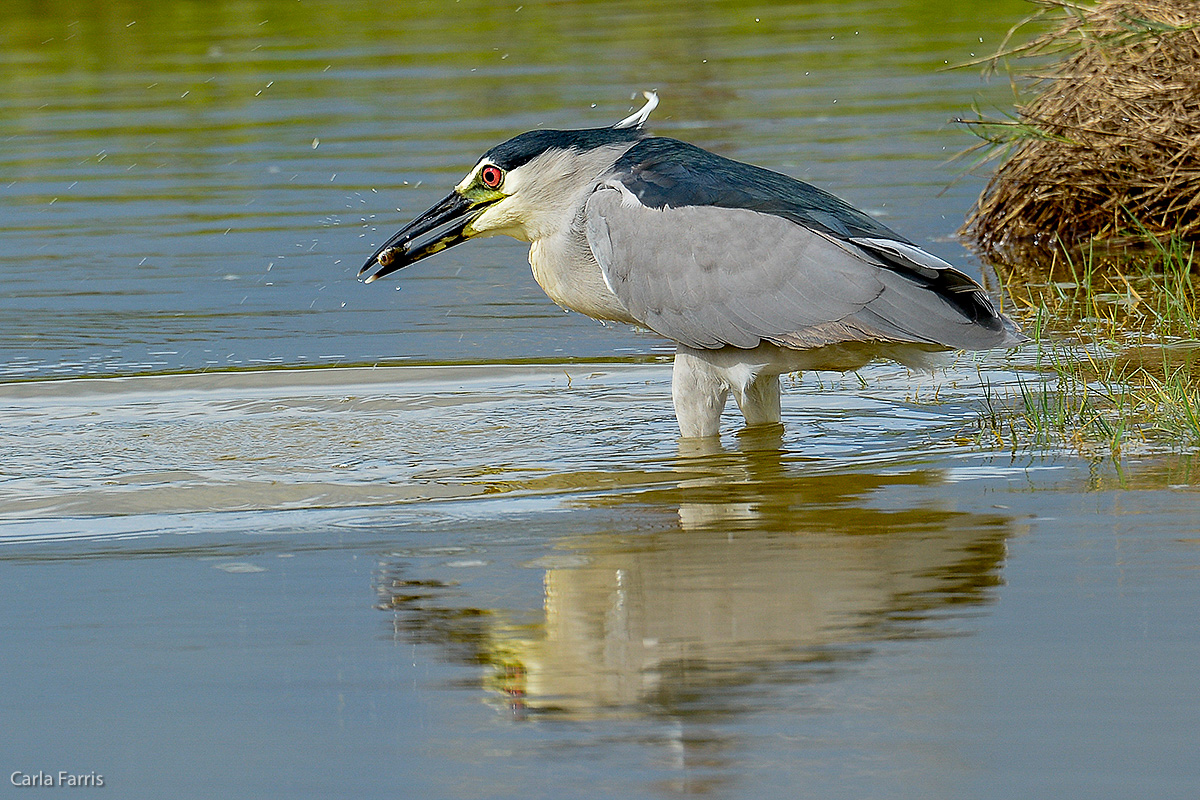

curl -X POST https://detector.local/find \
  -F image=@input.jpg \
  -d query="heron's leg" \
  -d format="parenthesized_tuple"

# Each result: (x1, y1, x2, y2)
(672, 348, 729, 438)
(732, 373, 782, 428)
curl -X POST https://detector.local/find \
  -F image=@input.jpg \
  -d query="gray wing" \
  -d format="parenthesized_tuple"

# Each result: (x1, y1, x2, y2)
(583, 183, 1021, 351)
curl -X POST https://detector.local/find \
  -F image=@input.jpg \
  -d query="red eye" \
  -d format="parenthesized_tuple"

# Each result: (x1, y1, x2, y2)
(480, 165, 503, 189)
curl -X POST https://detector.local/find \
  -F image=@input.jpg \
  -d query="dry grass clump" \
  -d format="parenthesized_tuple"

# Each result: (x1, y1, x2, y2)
(961, 0, 1200, 270)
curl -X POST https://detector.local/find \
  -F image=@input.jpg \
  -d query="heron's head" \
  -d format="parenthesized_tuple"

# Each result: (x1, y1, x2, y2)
(359, 93, 657, 283)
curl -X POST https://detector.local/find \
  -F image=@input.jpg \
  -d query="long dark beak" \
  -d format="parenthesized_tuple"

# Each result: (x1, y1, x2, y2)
(359, 191, 489, 284)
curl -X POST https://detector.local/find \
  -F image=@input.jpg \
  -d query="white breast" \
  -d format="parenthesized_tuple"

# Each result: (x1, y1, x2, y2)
(529, 232, 637, 324)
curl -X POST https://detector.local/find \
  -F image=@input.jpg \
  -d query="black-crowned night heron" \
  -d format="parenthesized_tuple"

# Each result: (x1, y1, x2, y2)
(361, 93, 1026, 438)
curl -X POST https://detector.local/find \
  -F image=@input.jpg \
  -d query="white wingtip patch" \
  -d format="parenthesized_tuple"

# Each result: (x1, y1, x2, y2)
(614, 91, 659, 129)
(850, 237, 954, 273)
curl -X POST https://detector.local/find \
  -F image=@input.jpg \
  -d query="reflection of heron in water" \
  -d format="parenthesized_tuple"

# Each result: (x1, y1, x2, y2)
(376, 442, 1015, 722)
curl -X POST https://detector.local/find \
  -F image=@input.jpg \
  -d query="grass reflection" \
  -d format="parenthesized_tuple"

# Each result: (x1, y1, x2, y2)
(979, 238, 1200, 457)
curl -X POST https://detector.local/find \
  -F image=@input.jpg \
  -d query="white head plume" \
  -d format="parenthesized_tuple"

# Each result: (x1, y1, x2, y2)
(613, 91, 659, 129)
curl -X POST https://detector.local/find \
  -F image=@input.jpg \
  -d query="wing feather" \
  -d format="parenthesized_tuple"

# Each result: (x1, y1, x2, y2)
(584, 183, 1022, 351)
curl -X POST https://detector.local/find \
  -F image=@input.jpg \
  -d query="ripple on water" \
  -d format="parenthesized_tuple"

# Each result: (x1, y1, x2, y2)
(0, 359, 1033, 546)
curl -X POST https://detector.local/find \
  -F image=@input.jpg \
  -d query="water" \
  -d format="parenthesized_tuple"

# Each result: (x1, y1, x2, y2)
(4, 0, 1014, 379)
(2, 2, 1199, 798)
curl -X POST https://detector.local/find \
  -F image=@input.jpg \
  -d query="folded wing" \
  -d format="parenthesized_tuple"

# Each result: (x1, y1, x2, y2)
(584, 183, 1023, 352)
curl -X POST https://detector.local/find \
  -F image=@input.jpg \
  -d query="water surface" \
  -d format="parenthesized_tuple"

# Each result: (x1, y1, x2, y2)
(5, 0, 1023, 378)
